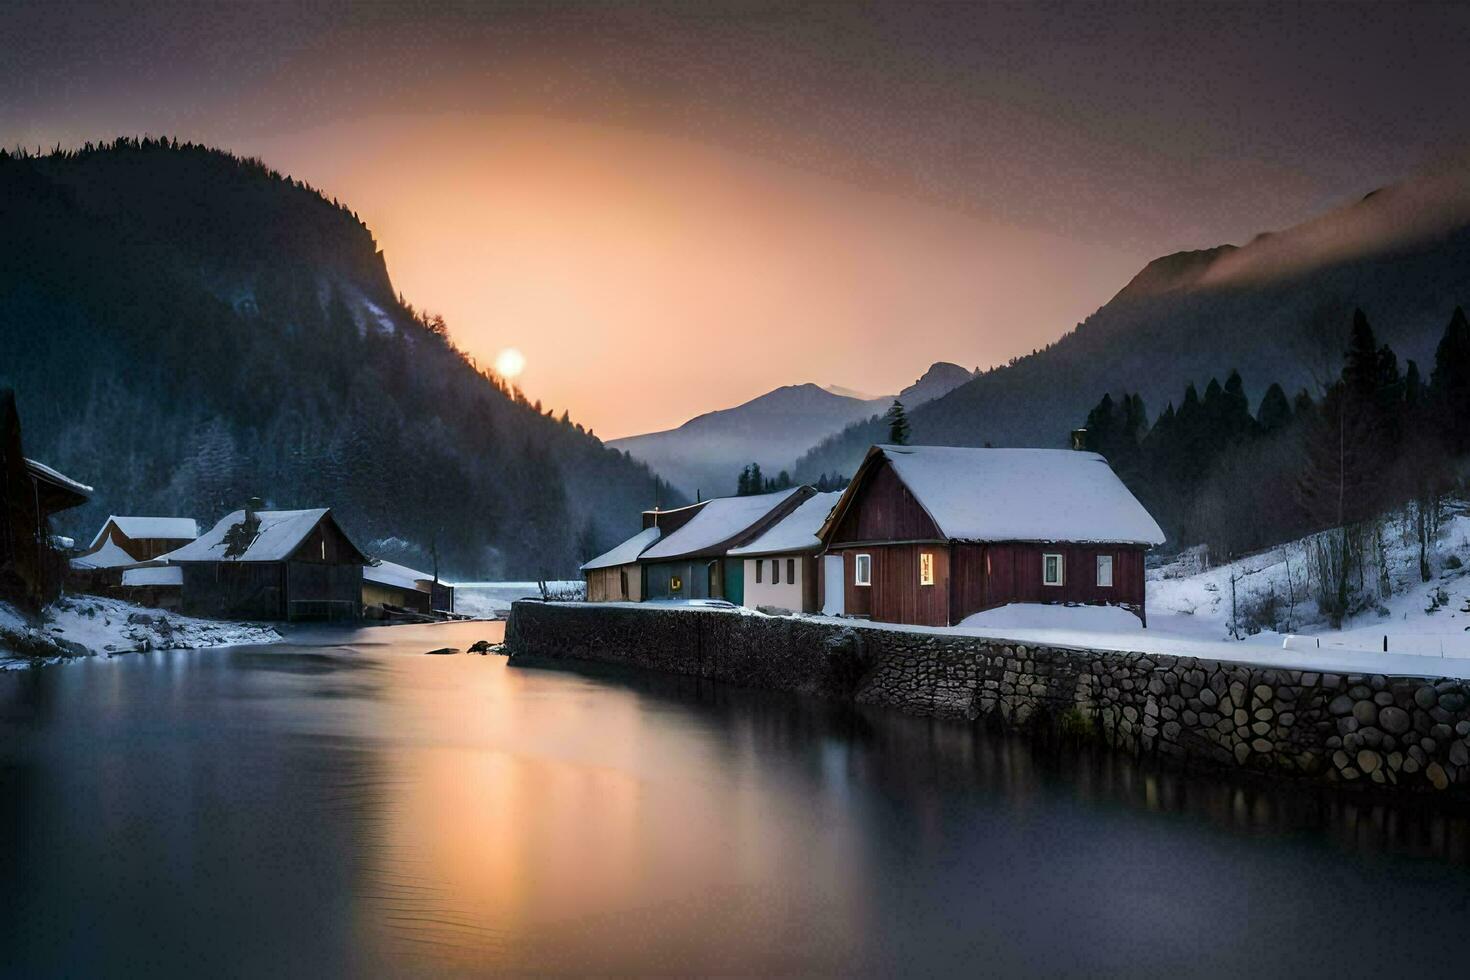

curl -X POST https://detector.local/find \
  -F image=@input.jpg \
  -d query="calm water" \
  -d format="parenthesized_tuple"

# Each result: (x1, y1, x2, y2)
(4, 621, 1470, 977)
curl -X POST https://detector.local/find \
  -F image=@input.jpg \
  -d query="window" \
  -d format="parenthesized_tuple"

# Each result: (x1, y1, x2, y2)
(855, 554, 872, 586)
(1043, 553, 1064, 587)
(919, 552, 935, 586)
(670, 575, 683, 593)
(787, 558, 795, 584)
(619, 568, 629, 598)
(1096, 554, 1114, 588)
(773, 558, 781, 585)
(755, 560, 762, 584)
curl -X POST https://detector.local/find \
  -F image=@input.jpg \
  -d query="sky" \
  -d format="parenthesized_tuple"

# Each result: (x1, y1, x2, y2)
(6, 1, 1470, 437)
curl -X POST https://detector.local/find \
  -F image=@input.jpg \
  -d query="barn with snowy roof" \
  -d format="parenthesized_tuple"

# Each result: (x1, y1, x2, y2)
(159, 503, 367, 621)
(84, 515, 199, 562)
(817, 445, 1165, 626)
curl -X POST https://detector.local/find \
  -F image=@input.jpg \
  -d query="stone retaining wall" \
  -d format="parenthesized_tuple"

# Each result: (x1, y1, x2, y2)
(505, 601, 1470, 793)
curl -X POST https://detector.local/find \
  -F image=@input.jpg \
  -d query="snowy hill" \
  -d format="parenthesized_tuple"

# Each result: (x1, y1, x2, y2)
(794, 169, 1470, 481)
(0, 139, 672, 577)
(609, 362, 971, 497)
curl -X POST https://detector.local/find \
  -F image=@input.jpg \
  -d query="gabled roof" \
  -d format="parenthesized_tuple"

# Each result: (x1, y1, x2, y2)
(729, 491, 842, 556)
(160, 508, 363, 563)
(641, 487, 810, 561)
(822, 445, 1166, 546)
(364, 559, 434, 591)
(88, 516, 199, 550)
(582, 526, 661, 571)
(70, 538, 139, 570)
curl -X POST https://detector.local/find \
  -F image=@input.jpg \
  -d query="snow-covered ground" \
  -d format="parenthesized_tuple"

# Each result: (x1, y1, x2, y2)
(1, 596, 280, 670)
(453, 581, 584, 619)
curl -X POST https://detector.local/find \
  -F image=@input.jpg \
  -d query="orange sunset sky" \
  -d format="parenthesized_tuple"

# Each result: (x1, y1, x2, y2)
(9, 2, 1464, 438)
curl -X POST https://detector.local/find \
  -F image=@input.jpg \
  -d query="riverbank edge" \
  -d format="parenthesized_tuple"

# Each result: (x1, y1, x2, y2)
(505, 600, 1470, 795)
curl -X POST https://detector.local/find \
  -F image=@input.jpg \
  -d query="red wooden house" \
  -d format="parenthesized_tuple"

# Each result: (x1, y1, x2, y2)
(817, 445, 1165, 627)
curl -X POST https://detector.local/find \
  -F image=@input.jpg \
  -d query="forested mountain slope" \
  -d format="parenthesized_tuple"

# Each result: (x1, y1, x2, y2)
(0, 138, 673, 578)
(795, 173, 1470, 483)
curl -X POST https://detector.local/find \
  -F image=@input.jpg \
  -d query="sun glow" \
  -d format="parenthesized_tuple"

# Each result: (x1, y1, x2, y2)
(494, 347, 526, 379)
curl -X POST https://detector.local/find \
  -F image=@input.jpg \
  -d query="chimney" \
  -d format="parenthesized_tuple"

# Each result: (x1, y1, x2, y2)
(1070, 428, 1088, 451)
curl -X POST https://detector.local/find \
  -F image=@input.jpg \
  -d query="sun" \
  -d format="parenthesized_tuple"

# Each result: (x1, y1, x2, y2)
(494, 347, 526, 379)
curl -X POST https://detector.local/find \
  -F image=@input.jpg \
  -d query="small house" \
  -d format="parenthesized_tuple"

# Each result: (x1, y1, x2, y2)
(818, 445, 1164, 626)
(728, 490, 841, 613)
(582, 525, 661, 602)
(363, 560, 453, 616)
(159, 505, 367, 621)
(639, 487, 814, 603)
(1, 388, 91, 609)
(84, 516, 199, 562)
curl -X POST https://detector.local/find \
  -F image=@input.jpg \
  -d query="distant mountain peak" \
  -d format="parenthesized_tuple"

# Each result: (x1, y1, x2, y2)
(822, 383, 884, 401)
(897, 361, 975, 407)
(1110, 245, 1237, 305)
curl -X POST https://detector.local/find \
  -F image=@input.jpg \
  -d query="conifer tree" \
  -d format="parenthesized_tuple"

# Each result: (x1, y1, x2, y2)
(885, 399, 911, 445)
(1431, 306, 1470, 456)
(1256, 383, 1292, 433)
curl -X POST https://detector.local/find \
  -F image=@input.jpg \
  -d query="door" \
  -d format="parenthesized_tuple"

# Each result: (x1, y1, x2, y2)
(722, 557, 744, 605)
(822, 554, 844, 616)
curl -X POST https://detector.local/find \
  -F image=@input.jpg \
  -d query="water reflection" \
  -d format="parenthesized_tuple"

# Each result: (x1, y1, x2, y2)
(3, 623, 1470, 976)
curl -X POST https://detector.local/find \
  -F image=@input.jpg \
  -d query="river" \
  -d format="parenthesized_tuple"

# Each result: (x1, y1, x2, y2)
(3, 620, 1469, 976)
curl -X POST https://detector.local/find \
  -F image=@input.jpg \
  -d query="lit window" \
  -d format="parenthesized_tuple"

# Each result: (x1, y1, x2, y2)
(919, 552, 935, 586)
(320, 540, 326, 560)
(787, 558, 795, 584)
(754, 560, 762, 584)
(1043, 553, 1064, 587)
(773, 559, 780, 585)
(670, 575, 682, 593)
(1096, 554, 1114, 588)
(855, 554, 872, 586)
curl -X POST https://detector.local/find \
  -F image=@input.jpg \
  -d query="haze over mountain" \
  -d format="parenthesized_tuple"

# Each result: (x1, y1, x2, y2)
(0, 138, 673, 577)
(794, 171, 1470, 482)
(610, 362, 972, 497)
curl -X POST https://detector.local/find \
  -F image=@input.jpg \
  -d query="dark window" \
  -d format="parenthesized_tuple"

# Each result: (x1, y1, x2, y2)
(755, 560, 762, 584)
(787, 558, 795, 584)
(619, 568, 629, 597)
(773, 559, 780, 585)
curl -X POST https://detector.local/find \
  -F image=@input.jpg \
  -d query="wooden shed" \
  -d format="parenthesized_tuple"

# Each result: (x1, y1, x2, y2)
(363, 560, 453, 616)
(582, 525, 661, 602)
(159, 506, 367, 621)
(639, 488, 814, 603)
(818, 445, 1164, 627)
(84, 516, 199, 562)
(1, 388, 91, 610)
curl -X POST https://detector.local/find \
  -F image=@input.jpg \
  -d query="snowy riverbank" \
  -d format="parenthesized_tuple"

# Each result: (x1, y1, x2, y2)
(0, 596, 280, 669)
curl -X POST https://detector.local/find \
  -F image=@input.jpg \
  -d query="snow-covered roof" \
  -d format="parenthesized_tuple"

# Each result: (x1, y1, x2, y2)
(834, 445, 1166, 546)
(70, 538, 139, 570)
(24, 457, 92, 495)
(729, 491, 842, 556)
(160, 508, 339, 563)
(364, 560, 434, 591)
(88, 516, 199, 550)
(121, 565, 183, 587)
(641, 488, 805, 560)
(582, 526, 662, 571)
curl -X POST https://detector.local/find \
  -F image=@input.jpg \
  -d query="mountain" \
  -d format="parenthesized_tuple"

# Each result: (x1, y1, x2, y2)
(897, 361, 974, 406)
(608, 361, 972, 497)
(0, 138, 676, 578)
(608, 383, 879, 498)
(794, 170, 1470, 481)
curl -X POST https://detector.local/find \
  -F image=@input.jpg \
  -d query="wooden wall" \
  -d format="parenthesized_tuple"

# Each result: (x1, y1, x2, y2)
(826, 544, 951, 626)
(951, 543, 1146, 622)
(586, 564, 643, 603)
(828, 460, 942, 545)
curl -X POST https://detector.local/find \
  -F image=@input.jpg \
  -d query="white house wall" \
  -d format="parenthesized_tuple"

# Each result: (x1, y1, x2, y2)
(742, 556, 806, 613)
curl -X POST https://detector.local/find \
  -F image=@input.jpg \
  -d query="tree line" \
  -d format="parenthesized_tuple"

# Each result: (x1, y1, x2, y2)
(1081, 307, 1470, 623)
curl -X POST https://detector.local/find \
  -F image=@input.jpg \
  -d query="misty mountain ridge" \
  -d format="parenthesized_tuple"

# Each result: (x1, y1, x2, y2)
(794, 169, 1470, 483)
(609, 362, 973, 497)
(0, 137, 672, 577)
